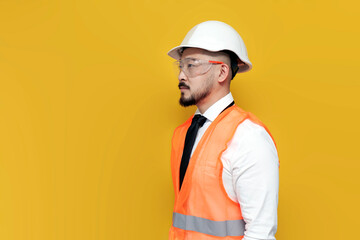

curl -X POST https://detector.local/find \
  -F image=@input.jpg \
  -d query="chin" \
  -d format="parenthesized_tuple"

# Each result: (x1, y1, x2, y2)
(179, 96, 196, 107)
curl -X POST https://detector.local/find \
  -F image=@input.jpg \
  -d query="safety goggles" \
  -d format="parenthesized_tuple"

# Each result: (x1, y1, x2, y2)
(173, 58, 224, 78)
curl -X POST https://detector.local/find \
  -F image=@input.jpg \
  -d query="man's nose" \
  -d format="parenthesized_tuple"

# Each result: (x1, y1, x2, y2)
(178, 69, 187, 82)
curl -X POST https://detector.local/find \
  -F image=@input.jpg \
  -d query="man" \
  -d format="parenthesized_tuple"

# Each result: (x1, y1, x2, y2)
(167, 21, 279, 240)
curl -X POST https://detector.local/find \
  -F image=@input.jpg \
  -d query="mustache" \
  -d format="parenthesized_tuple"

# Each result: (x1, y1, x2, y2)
(178, 82, 190, 89)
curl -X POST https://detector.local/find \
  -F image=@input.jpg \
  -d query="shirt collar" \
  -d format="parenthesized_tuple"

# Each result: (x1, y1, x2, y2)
(194, 92, 234, 122)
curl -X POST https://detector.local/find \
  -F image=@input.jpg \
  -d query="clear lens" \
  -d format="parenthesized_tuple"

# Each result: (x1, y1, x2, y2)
(173, 58, 213, 78)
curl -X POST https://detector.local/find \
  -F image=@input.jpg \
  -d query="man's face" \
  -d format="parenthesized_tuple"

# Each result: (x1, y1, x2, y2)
(177, 48, 217, 107)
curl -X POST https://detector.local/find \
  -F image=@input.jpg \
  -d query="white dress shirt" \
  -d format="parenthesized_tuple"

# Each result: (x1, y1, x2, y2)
(191, 92, 279, 240)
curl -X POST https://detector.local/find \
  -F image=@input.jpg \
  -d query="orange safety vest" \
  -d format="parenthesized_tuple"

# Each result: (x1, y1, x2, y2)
(169, 105, 276, 240)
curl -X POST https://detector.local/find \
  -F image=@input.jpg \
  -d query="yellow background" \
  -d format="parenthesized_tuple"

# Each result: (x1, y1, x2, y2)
(0, 0, 359, 239)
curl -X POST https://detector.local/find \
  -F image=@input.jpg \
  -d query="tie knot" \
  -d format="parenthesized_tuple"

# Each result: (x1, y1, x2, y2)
(192, 115, 207, 127)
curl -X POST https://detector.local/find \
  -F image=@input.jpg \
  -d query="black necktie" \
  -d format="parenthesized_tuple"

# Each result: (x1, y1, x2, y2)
(179, 114, 207, 189)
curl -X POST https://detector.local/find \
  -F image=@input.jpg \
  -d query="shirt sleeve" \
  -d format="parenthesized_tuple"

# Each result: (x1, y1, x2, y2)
(223, 119, 279, 240)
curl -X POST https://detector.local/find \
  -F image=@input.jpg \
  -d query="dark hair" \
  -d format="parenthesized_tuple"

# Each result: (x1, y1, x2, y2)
(221, 50, 240, 80)
(179, 47, 187, 55)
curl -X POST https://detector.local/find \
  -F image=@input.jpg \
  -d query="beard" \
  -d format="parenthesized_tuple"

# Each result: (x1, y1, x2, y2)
(179, 91, 204, 107)
(179, 76, 214, 107)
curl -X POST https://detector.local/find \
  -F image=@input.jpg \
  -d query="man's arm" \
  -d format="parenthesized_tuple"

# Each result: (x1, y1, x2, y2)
(223, 119, 279, 240)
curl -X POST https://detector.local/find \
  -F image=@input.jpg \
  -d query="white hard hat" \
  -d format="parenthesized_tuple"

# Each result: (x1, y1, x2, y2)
(168, 20, 252, 74)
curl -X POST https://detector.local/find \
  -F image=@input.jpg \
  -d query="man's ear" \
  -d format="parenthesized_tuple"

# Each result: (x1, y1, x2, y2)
(218, 64, 231, 83)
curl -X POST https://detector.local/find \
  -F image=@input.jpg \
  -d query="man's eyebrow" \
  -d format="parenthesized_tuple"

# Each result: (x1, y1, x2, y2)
(182, 57, 198, 61)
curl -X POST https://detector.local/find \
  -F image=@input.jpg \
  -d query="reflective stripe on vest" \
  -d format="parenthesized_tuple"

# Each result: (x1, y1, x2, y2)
(172, 212, 245, 237)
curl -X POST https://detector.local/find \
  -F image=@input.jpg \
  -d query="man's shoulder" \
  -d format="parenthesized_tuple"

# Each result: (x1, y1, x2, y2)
(236, 119, 269, 136)
(232, 118, 277, 152)
(232, 106, 272, 133)
(229, 106, 277, 148)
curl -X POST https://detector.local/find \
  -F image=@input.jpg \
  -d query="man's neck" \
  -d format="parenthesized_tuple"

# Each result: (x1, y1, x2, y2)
(196, 90, 230, 114)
